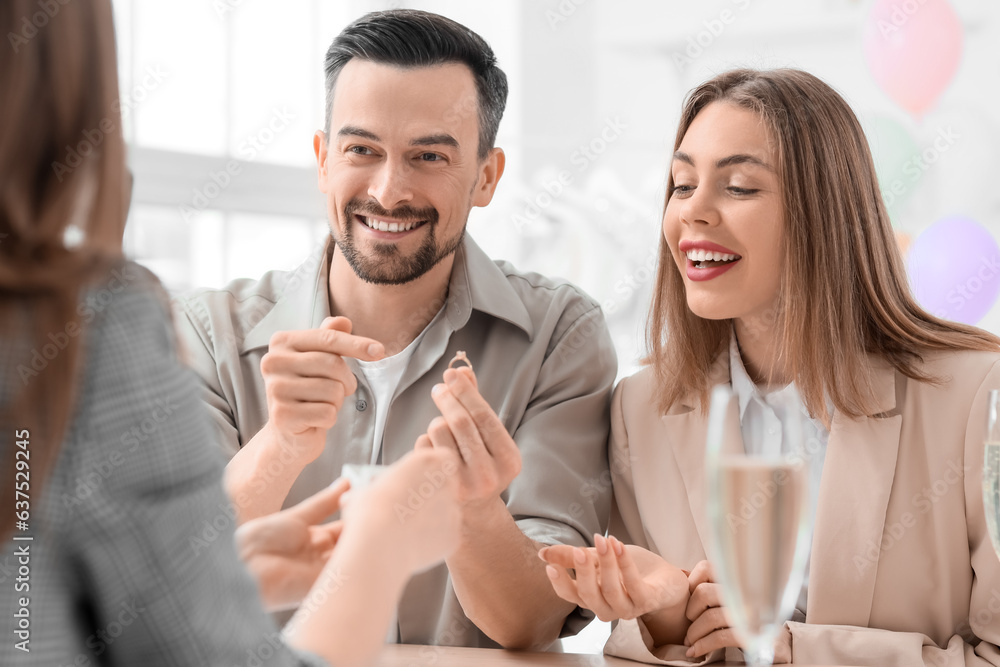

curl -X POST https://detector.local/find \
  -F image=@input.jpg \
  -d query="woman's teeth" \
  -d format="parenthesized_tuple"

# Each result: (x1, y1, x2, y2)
(363, 217, 422, 233)
(685, 249, 739, 263)
(685, 249, 740, 269)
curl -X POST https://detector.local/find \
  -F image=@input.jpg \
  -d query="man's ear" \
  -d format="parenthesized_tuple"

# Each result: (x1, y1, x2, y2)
(314, 130, 329, 193)
(471, 147, 505, 208)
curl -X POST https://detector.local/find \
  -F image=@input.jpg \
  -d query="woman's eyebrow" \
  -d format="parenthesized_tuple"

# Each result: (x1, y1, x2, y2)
(672, 150, 773, 171)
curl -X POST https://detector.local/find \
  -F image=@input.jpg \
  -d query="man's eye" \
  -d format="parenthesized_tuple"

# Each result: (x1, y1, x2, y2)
(348, 146, 373, 155)
(419, 153, 443, 162)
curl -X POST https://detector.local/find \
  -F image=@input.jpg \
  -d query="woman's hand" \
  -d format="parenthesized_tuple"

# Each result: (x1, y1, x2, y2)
(342, 448, 463, 576)
(684, 560, 735, 658)
(236, 478, 349, 611)
(539, 536, 689, 634)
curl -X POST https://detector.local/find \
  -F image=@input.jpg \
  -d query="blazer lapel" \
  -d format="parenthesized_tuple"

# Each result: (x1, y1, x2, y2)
(662, 354, 742, 550)
(806, 360, 903, 626)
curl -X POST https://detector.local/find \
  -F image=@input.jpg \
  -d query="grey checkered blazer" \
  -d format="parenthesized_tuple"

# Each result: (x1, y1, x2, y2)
(0, 264, 326, 666)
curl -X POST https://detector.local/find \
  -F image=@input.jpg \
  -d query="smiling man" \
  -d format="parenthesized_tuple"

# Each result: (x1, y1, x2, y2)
(174, 9, 616, 650)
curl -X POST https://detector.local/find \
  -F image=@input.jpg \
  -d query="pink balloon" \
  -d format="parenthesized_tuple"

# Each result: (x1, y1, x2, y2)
(863, 0, 963, 118)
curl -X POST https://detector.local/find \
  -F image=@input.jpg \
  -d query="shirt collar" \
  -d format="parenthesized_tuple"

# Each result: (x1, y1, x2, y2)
(448, 235, 535, 340)
(728, 331, 801, 418)
(728, 332, 758, 421)
(242, 234, 534, 353)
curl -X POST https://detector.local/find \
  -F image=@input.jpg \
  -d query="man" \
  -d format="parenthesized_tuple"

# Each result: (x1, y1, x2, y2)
(174, 9, 616, 650)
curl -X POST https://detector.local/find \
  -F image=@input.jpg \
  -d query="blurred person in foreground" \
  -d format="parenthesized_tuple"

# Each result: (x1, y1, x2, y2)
(173, 8, 617, 649)
(0, 1, 460, 665)
(540, 68, 1000, 665)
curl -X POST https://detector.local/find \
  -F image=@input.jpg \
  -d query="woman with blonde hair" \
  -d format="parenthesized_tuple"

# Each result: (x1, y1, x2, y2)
(0, 2, 460, 665)
(541, 68, 1000, 665)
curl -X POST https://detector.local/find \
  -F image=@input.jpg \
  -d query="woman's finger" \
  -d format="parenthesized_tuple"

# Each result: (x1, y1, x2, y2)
(686, 581, 723, 622)
(544, 564, 586, 608)
(686, 627, 740, 659)
(595, 535, 633, 615)
(570, 548, 617, 622)
(684, 605, 730, 646)
(289, 477, 351, 524)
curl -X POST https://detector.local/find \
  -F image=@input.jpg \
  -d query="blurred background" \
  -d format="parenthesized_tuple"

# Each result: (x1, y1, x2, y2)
(111, 0, 999, 651)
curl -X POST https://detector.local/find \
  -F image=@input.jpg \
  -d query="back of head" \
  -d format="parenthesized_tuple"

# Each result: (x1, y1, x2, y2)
(323, 9, 508, 159)
(0, 0, 127, 538)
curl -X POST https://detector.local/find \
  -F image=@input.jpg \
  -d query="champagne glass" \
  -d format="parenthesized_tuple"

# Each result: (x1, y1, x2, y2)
(983, 390, 1000, 558)
(705, 386, 815, 666)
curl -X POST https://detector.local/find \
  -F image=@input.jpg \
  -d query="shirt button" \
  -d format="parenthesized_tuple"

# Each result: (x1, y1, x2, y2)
(356, 399, 368, 411)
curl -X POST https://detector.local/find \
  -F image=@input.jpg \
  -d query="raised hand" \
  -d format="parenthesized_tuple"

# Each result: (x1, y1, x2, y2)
(260, 316, 384, 463)
(539, 536, 689, 635)
(417, 365, 522, 510)
(341, 448, 462, 575)
(236, 478, 349, 611)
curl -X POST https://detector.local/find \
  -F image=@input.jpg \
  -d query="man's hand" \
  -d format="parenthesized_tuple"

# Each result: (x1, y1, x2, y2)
(539, 536, 689, 622)
(236, 478, 349, 611)
(417, 365, 521, 510)
(260, 316, 384, 463)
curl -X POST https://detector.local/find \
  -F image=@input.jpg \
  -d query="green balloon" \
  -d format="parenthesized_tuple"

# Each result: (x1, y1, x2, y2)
(866, 115, 919, 217)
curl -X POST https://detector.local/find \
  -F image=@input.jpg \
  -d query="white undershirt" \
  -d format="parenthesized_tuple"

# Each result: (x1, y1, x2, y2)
(728, 334, 830, 619)
(355, 306, 443, 465)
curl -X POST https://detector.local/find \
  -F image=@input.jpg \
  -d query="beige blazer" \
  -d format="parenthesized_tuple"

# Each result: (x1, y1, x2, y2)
(604, 347, 1000, 666)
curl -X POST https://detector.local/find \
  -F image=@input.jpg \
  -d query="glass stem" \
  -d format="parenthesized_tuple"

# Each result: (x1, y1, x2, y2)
(744, 643, 775, 667)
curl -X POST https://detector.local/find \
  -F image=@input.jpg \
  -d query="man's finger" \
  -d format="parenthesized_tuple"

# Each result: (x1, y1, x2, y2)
(277, 327, 384, 361)
(431, 384, 488, 463)
(321, 316, 353, 334)
(440, 370, 519, 474)
(289, 477, 350, 524)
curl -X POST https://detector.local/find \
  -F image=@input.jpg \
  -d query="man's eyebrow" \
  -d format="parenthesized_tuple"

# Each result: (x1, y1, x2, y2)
(337, 125, 380, 142)
(411, 134, 459, 149)
(671, 151, 773, 171)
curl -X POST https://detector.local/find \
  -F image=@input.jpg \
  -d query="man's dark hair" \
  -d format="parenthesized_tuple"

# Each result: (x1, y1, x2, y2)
(324, 9, 508, 160)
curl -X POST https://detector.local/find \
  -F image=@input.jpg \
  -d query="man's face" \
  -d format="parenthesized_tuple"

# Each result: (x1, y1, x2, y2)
(315, 59, 503, 285)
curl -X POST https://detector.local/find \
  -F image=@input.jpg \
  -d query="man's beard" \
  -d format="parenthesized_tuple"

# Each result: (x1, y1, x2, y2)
(333, 198, 464, 285)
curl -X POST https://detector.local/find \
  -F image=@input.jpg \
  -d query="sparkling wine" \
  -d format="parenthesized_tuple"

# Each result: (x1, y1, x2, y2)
(984, 442, 1000, 557)
(712, 459, 809, 642)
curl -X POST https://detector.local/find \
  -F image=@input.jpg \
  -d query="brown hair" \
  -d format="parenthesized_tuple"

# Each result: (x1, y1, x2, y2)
(0, 0, 127, 538)
(647, 68, 1000, 423)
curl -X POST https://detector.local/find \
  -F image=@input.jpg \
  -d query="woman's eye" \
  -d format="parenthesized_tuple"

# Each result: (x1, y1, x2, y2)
(728, 186, 760, 195)
(670, 184, 695, 196)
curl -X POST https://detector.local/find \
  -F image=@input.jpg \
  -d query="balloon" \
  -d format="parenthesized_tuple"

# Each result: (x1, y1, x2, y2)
(863, 0, 963, 118)
(895, 230, 912, 259)
(907, 217, 1000, 325)
(865, 115, 919, 215)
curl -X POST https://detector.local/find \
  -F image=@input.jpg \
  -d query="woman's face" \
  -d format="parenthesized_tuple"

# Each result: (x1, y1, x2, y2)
(663, 101, 785, 328)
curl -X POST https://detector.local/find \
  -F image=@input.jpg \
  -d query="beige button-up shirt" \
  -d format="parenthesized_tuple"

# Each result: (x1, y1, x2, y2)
(173, 235, 617, 647)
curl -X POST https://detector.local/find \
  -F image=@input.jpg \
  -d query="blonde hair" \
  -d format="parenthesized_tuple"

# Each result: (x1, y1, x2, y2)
(647, 69, 1000, 423)
(0, 0, 128, 538)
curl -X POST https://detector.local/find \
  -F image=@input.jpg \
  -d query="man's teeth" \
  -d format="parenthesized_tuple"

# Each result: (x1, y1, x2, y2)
(363, 217, 421, 232)
(685, 249, 739, 262)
